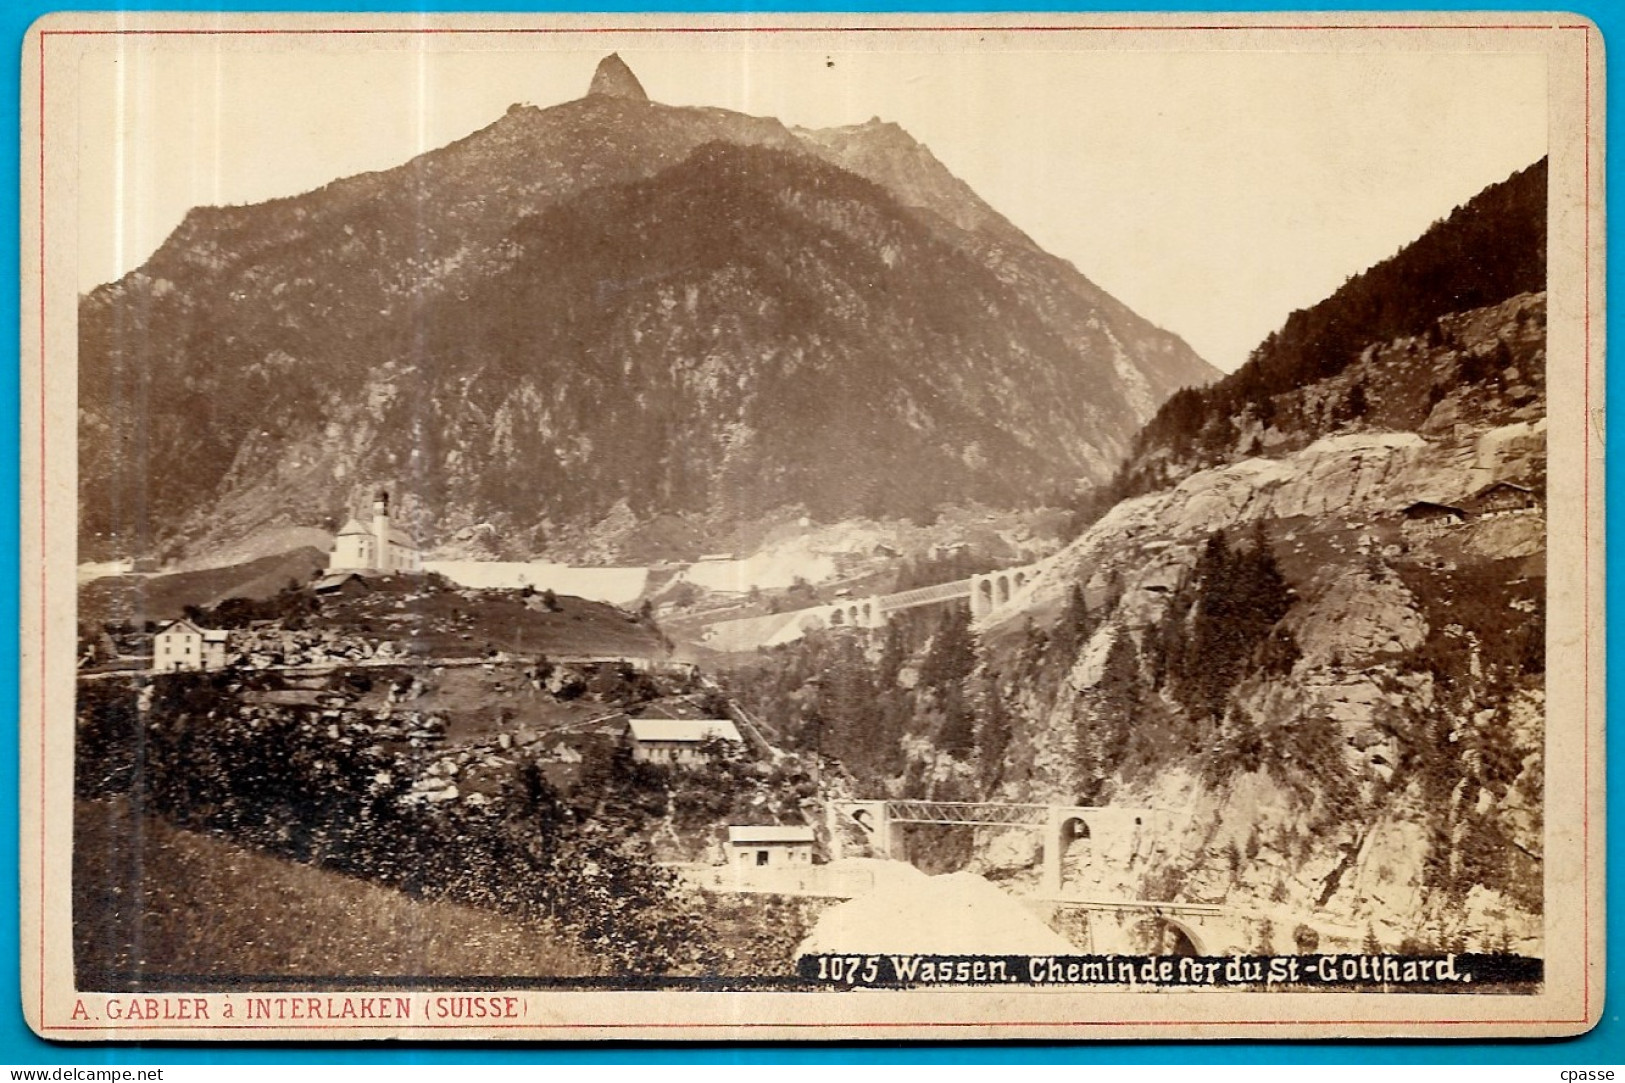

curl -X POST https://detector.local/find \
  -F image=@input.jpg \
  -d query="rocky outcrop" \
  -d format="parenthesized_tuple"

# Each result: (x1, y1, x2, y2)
(587, 53, 649, 101)
(981, 293, 1547, 955)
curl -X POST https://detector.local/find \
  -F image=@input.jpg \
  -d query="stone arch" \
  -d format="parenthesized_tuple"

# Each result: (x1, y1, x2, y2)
(829, 608, 845, 627)
(975, 578, 994, 616)
(996, 576, 1011, 606)
(1056, 815, 1093, 885)
(1014, 570, 1029, 590)
(862, 602, 874, 624)
(1159, 918, 1207, 956)
(1060, 815, 1092, 844)
(1132, 916, 1206, 956)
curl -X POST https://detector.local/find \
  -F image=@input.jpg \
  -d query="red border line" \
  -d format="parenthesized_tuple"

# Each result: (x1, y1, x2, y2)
(37, 24, 47, 1034)
(36, 20, 1595, 1034)
(1581, 26, 1592, 1025)
(35, 1015, 1596, 1032)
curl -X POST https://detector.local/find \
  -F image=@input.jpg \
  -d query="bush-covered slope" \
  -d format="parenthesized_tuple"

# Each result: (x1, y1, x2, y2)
(1084, 157, 1546, 521)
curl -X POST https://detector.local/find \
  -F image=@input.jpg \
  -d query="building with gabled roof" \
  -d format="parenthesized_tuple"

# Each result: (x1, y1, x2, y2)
(330, 489, 421, 574)
(313, 570, 373, 597)
(624, 717, 742, 766)
(152, 618, 231, 672)
(727, 825, 817, 869)
(1470, 481, 1540, 516)
(1398, 500, 1468, 538)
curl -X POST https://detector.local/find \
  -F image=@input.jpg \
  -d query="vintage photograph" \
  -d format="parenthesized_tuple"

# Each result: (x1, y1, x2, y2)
(21, 13, 1604, 1040)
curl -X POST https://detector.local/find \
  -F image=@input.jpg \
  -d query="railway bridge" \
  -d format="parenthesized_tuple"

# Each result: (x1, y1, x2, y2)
(706, 557, 1053, 649)
(825, 799, 1264, 954)
(827, 798, 1158, 896)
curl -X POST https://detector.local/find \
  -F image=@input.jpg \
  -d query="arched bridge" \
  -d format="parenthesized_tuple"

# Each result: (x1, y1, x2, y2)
(827, 799, 1159, 896)
(827, 798, 1268, 955)
(968, 565, 1042, 620)
(705, 557, 1052, 650)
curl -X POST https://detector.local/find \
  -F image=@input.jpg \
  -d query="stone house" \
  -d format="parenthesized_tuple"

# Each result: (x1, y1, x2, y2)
(152, 619, 230, 672)
(727, 825, 817, 869)
(623, 718, 742, 766)
(1399, 500, 1468, 538)
(1469, 481, 1540, 517)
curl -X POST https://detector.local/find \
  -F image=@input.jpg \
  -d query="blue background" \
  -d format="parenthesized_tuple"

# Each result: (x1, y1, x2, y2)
(0, 0, 1616, 1065)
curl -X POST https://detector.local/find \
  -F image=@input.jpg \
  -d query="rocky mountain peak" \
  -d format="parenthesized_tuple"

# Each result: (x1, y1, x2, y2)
(78, 63, 1217, 563)
(587, 53, 649, 102)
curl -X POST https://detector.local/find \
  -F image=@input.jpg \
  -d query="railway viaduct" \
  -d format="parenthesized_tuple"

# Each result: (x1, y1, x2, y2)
(825, 798, 1264, 955)
(709, 557, 1053, 648)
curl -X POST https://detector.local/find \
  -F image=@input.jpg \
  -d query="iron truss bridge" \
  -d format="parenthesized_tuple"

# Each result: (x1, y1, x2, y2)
(880, 800, 1055, 827)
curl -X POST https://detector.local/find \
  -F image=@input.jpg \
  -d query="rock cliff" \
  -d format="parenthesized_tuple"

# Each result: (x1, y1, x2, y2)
(979, 291, 1546, 954)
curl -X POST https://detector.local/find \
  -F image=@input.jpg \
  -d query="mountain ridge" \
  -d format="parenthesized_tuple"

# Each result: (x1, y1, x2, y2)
(966, 161, 1550, 953)
(78, 58, 1216, 563)
(1076, 157, 1548, 524)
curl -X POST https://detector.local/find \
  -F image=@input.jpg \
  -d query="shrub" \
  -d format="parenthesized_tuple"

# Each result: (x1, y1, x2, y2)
(75, 676, 718, 974)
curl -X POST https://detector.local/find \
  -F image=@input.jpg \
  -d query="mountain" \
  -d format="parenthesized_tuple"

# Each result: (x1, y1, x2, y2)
(78, 55, 1215, 564)
(973, 162, 1548, 953)
(1084, 158, 1547, 519)
(724, 160, 1549, 955)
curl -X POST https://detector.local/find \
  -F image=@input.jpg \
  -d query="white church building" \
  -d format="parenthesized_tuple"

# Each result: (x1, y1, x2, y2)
(329, 489, 422, 574)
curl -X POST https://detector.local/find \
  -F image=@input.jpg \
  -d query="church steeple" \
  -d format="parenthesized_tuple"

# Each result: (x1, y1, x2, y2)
(372, 489, 390, 572)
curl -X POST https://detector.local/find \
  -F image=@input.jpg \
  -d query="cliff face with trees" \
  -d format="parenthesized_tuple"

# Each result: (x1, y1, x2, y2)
(1074, 158, 1546, 530)
(731, 160, 1548, 956)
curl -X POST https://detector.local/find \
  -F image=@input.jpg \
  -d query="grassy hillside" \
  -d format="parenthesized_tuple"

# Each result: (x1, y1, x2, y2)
(79, 547, 328, 628)
(75, 796, 600, 987)
(306, 576, 667, 660)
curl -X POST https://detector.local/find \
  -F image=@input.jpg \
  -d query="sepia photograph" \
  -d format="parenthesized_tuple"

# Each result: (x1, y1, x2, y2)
(20, 11, 1604, 1040)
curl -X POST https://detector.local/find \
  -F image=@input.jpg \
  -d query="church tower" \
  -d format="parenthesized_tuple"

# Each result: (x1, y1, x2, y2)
(372, 489, 390, 571)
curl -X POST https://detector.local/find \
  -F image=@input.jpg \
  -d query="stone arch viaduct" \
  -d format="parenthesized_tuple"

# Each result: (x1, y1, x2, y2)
(967, 565, 1040, 620)
(826, 799, 1263, 955)
(707, 557, 1054, 649)
(827, 799, 1154, 896)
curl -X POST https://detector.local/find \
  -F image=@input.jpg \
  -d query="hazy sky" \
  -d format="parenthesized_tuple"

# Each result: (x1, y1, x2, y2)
(77, 37, 1547, 371)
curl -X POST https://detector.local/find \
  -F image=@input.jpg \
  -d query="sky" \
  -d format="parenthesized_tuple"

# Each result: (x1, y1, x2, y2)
(75, 34, 1548, 372)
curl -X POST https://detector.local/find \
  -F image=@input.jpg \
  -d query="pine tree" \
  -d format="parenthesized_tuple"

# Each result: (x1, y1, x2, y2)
(938, 684, 975, 758)
(1178, 526, 1293, 722)
(1050, 583, 1093, 664)
(920, 606, 977, 692)
(878, 621, 907, 688)
(1094, 630, 1141, 774)
(978, 678, 1013, 786)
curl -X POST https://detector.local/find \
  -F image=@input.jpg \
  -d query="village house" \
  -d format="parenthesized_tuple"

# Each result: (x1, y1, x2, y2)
(1469, 481, 1541, 517)
(330, 489, 422, 574)
(623, 717, 743, 766)
(313, 570, 373, 598)
(1399, 500, 1468, 539)
(727, 825, 817, 869)
(152, 619, 231, 672)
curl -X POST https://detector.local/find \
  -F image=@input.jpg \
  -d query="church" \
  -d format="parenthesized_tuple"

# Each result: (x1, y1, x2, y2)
(329, 490, 422, 573)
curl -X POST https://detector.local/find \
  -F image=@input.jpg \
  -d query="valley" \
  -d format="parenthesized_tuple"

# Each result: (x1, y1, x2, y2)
(72, 53, 1550, 992)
